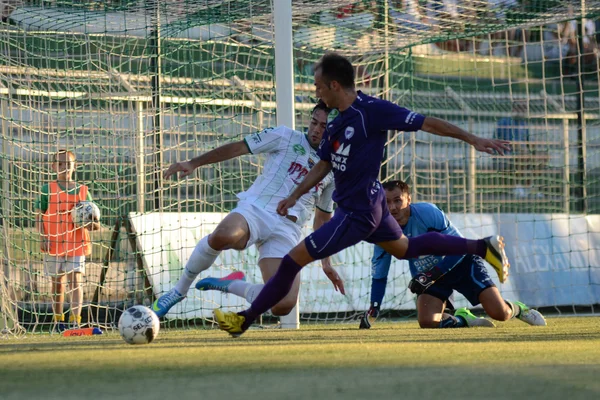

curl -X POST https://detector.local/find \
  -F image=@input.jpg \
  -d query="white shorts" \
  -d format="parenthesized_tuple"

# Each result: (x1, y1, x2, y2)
(44, 255, 86, 277)
(231, 201, 302, 261)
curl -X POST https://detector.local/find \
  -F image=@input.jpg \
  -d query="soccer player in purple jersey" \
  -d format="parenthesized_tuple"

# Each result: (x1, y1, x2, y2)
(214, 52, 512, 337)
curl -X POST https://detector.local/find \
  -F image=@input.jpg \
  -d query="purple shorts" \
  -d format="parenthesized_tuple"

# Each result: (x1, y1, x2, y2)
(304, 193, 403, 260)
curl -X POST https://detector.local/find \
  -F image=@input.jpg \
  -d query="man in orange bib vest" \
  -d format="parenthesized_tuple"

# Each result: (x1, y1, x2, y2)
(35, 150, 101, 332)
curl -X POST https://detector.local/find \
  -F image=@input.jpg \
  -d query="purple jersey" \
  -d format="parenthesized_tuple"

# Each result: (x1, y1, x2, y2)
(318, 91, 425, 212)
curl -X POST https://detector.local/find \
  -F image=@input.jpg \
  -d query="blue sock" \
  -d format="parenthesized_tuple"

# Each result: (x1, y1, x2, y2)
(370, 277, 387, 309)
(439, 315, 467, 328)
(405, 232, 487, 259)
(239, 254, 303, 330)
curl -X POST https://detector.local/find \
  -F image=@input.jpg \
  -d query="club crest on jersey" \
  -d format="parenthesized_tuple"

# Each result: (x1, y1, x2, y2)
(308, 158, 315, 168)
(293, 144, 306, 155)
(344, 126, 354, 140)
(327, 109, 339, 123)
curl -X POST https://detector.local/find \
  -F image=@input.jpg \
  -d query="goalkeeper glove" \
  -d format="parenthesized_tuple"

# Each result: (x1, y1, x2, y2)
(408, 266, 446, 295)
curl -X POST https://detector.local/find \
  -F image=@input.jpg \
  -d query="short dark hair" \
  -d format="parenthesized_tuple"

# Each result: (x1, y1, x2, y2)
(382, 180, 410, 195)
(312, 99, 331, 115)
(314, 52, 355, 89)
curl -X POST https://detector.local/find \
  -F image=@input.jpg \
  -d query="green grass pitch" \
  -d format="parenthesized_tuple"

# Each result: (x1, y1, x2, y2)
(1, 317, 600, 400)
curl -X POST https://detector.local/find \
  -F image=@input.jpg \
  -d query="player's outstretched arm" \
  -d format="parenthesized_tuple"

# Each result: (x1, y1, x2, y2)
(277, 160, 332, 216)
(421, 116, 511, 155)
(163, 141, 250, 179)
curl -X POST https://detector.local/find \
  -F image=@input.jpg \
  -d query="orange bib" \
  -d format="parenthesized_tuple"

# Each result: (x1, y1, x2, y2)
(42, 182, 91, 256)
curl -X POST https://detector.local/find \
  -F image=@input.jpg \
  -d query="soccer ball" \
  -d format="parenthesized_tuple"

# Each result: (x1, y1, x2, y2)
(118, 305, 160, 345)
(71, 201, 101, 228)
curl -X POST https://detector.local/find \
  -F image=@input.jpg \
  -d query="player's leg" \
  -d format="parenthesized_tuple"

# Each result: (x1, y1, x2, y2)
(256, 258, 301, 316)
(177, 212, 250, 292)
(45, 255, 67, 330)
(374, 213, 509, 283)
(359, 245, 391, 329)
(436, 256, 495, 328)
(199, 216, 302, 317)
(198, 258, 301, 316)
(415, 277, 492, 328)
(479, 288, 547, 326)
(215, 208, 369, 336)
(67, 271, 83, 327)
(450, 255, 511, 324)
(378, 233, 509, 283)
(416, 293, 449, 328)
(51, 274, 66, 326)
(64, 256, 85, 327)
(153, 211, 251, 317)
(418, 293, 494, 329)
(213, 240, 313, 336)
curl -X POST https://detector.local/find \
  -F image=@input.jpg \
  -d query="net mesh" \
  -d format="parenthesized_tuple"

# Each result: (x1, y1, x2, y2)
(0, 0, 599, 332)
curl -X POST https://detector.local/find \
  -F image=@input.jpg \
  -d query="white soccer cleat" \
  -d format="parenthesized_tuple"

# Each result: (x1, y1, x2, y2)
(514, 301, 547, 326)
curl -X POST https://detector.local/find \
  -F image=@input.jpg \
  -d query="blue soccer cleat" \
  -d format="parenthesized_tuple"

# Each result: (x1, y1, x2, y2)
(196, 271, 246, 293)
(151, 288, 185, 318)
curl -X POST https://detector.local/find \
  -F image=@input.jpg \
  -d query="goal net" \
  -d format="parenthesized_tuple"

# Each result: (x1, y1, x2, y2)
(0, 1, 599, 332)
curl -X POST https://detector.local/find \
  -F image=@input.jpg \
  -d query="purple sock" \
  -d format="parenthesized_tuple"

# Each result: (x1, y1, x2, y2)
(239, 254, 304, 329)
(404, 232, 487, 259)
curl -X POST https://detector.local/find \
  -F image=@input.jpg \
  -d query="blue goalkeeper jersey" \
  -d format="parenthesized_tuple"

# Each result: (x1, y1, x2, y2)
(372, 202, 466, 278)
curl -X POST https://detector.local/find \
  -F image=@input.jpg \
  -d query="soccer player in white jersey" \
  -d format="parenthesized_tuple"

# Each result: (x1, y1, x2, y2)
(152, 101, 344, 320)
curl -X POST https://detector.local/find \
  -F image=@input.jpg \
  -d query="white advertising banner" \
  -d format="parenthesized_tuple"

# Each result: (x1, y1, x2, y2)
(129, 212, 600, 319)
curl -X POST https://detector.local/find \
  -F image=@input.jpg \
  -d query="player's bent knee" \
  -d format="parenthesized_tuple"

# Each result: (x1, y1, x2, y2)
(485, 307, 511, 321)
(271, 303, 294, 316)
(418, 314, 441, 329)
(419, 319, 440, 329)
(208, 230, 245, 251)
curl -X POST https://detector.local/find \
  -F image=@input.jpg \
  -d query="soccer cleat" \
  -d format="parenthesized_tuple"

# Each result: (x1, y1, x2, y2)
(359, 306, 380, 329)
(483, 236, 510, 283)
(196, 271, 246, 293)
(454, 307, 496, 328)
(213, 309, 247, 338)
(151, 288, 185, 318)
(513, 301, 547, 326)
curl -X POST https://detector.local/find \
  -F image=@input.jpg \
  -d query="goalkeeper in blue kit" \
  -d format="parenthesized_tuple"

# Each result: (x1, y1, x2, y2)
(360, 180, 546, 329)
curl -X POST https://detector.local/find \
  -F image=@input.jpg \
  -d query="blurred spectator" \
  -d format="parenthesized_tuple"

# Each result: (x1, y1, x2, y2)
(543, 5, 597, 68)
(482, 0, 519, 56)
(495, 100, 530, 162)
(1, 0, 21, 22)
(494, 100, 547, 198)
(388, 0, 429, 34)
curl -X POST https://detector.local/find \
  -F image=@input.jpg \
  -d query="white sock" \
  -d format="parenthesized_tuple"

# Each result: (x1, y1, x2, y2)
(243, 283, 265, 303)
(223, 280, 265, 304)
(174, 236, 220, 294)
(227, 280, 253, 298)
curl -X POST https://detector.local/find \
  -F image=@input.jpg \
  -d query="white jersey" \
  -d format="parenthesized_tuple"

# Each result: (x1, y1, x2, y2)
(238, 126, 335, 226)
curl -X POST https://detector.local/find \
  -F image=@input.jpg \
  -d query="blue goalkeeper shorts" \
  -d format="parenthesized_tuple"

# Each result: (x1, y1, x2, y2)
(422, 255, 495, 306)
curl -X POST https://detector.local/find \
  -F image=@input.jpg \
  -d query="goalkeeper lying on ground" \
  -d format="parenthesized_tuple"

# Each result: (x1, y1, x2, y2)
(360, 179, 546, 329)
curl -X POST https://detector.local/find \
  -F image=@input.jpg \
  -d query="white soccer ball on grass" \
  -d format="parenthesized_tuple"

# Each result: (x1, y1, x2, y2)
(118, 305, 160, 345)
